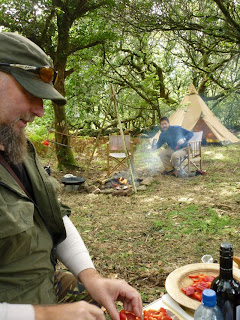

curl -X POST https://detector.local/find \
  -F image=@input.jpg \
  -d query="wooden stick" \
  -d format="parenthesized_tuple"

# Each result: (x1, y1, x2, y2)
(86, 112, 108, 172)
(47, 140, 71, 147)
(110, 84, 137, 193)
(49, 129, 76, 138)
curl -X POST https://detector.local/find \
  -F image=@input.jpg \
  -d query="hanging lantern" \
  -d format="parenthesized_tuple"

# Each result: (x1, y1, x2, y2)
(74, 104, 80, 118)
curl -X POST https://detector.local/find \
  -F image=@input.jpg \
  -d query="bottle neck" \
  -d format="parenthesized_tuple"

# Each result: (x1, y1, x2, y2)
(219, 255, 233, 280)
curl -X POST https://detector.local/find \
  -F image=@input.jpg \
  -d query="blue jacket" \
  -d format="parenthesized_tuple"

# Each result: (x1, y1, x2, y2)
(156, 125, 194, 150)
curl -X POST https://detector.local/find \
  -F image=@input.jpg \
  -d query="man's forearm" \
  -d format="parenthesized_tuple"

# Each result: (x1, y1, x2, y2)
(156, 140, 164, 149)
(183, 129, 193, 141)
(78, 268, 103, 290)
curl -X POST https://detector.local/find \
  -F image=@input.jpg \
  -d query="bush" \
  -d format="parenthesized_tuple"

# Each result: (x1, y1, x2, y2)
(26, 125, 50, 156)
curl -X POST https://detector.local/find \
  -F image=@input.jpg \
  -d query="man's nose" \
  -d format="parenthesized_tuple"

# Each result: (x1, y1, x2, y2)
(29, 98, 44, 117)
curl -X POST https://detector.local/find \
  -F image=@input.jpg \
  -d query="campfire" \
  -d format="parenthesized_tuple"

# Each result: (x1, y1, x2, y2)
(104, 176, 138, 190)
(113, 177, 129, 190)
(100, 171, 144, 196)
(119, 177, 128, 185)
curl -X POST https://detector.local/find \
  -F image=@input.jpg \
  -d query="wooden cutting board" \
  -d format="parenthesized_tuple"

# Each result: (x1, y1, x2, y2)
(144, 294, 194, 320)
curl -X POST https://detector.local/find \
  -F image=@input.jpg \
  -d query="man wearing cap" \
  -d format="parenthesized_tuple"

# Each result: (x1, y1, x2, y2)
(0, 32, 142, 320)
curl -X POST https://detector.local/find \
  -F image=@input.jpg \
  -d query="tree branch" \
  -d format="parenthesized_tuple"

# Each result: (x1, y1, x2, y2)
(69, 39, 104, 55)
(106, 58, 158, 109)
(71, 0, 106, 22)
(52, 0, 66, 11)
(64, 68, 75, 78)
(40, 7, 56, 44)
(212, 0, 240, 33)
(210, 95, 226, 110)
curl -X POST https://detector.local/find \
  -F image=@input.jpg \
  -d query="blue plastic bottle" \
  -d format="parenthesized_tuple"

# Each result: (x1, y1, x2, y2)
(194, 289, 224, 320)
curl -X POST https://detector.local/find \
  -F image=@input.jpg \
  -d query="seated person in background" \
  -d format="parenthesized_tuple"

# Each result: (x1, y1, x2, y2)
(154, 117, 193, 177)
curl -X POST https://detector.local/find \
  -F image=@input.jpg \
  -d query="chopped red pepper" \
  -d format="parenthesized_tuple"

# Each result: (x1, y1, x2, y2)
(120, 310, 141, 320)
(181, 273, 215, 302)
(189, 274, 203, 278)
(120, 308, 173, 320)
(192, 292, 202, 302)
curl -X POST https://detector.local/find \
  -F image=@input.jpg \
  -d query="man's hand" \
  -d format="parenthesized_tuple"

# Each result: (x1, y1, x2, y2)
(151, 139, 157, 150)
(34, 300, 105, 320)
(79, 269, 142, 320)
(152, 144, 157, 150)
(177, 138, 185, 145)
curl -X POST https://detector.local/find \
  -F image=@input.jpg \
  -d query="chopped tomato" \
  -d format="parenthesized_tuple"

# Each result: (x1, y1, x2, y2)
(181, 285, 195, 296)
(204, 276, 215, 282)
(196, 282, 211, 292)
(181, 273, 215, 302)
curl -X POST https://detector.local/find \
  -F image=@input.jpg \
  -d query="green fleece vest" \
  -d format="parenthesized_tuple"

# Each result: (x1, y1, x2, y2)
(0, 142, 68, 304)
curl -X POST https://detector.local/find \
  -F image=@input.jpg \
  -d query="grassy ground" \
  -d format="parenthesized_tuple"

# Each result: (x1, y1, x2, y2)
(48, 140, 240, 305)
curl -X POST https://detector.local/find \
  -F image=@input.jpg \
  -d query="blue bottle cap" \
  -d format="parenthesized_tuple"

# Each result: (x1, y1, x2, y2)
(202, 289, 216, 307)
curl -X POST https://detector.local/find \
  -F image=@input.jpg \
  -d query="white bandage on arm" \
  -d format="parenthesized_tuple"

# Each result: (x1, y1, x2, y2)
(0, 303, 34, 320)
(55, 215, 95, 277)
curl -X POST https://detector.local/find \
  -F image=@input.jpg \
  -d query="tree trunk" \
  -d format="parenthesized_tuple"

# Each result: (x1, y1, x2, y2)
(53, 11, 76, 169)
(152, 108, 156, 126)
(53, 101, 76, 169)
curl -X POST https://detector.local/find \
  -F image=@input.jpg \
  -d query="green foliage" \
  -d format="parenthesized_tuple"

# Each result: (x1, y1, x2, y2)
(25, 100, 55, 156)
(212, 93, 240, 129)
(0, 0, 239, 141)
(26, 124, 50, 157)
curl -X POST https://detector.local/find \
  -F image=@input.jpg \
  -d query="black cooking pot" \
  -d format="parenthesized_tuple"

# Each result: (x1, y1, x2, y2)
(61, 176, 85, 185)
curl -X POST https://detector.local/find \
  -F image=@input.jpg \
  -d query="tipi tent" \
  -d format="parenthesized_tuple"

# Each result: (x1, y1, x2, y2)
(154, 84, 239, 144)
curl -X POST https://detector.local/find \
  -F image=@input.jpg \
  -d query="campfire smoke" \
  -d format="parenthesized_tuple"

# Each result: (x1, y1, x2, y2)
(134, 138, 163, 174)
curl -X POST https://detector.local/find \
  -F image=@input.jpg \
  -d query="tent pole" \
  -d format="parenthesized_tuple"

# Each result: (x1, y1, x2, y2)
(110, 84, 137, 194)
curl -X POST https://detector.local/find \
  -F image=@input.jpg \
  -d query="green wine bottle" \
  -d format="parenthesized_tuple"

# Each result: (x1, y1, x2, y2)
(211, 243, 240, 320)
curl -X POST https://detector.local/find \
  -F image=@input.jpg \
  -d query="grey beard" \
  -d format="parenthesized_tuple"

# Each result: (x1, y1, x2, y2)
(0, 124, 27, 165)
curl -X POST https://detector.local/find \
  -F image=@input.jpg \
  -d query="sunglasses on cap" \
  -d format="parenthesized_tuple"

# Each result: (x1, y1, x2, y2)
(0, 63, 58, 85)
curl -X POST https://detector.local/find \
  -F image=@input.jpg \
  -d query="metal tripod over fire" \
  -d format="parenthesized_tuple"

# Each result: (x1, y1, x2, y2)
(110, 84, 137, 194)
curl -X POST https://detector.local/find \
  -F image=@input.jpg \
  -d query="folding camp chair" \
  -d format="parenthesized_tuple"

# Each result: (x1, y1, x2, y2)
(180, 131, 203, 174)
(107, 135, 134, 176)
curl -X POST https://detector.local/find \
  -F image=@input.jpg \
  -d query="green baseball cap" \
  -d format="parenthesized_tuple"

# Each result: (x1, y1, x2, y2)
(0, 32, 66, 106)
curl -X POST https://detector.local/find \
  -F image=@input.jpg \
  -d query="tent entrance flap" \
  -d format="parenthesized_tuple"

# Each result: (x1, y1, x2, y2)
(194, 118, 219, 142)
